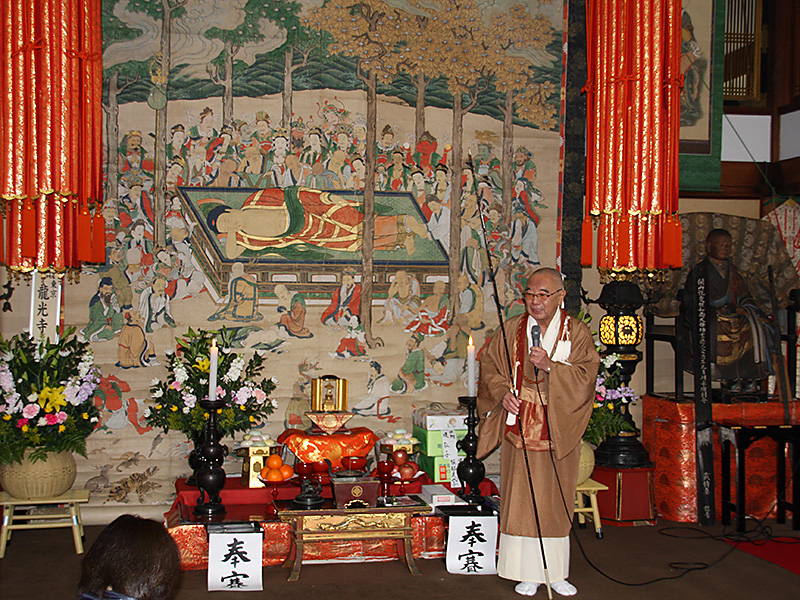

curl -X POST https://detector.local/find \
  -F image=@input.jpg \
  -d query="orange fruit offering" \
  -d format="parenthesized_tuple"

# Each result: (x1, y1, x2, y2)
(279, 464, 294, 480)
(264, 468, 284, 482)
(265, 454, 283, 470)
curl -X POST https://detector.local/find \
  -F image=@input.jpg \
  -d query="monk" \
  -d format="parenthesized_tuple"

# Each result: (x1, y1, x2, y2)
(477, 268, 599, 597)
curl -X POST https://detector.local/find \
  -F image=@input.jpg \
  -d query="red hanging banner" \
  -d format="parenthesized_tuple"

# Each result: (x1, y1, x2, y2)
(0, 0, 103, 274)
(584, 0, 682, 280)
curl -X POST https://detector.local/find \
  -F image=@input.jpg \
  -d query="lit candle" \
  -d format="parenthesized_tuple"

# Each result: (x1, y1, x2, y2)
(209, 339, 218, 402)
(467, 335, 476, 397)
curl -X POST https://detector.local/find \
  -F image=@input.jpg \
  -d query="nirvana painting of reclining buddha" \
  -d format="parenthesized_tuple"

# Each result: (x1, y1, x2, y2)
(0, 0, 569, 521)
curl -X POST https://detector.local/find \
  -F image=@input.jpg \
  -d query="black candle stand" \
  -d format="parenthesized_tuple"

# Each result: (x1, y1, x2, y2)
(456, 395, 485, 504)
(194, 398, 228, 516)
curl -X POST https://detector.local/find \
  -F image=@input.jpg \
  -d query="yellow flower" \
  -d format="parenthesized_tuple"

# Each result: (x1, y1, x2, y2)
(195, 357, 210, 373)
(21, 424, 28, 433)
(82, 413, 89, 419)
(217, 408, 222, 414)
(249, 416, 255, 422)
(156, 404, 163, 410)
(170, 405, 178, 412)
(37, 386, 67, 413)
(58, 425, 65, 432)
(607, 404, 614, 410)
(204, 412, 209, 418)
(240, 405, 246, 411)
(2, 414, 11, 421)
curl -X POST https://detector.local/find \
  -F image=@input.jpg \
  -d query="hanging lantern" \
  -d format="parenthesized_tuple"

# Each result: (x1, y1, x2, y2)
(596, 281, 645, 384)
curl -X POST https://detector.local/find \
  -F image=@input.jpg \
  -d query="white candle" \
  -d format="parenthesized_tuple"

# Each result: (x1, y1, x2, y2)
(467, 335, 476, 397)
(209, 339, 218, 402)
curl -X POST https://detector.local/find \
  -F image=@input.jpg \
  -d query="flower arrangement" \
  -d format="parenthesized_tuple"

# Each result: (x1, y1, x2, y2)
(144, 328, 277, 438)
(0, 329, 101, 465)
(583, 353, 639, 446)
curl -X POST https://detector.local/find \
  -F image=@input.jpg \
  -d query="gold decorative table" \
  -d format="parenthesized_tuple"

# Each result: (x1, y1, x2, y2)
(277, 498, 431, 581)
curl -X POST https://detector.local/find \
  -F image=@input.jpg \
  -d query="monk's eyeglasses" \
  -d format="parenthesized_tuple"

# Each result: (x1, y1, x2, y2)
(523, 289, 563, 302)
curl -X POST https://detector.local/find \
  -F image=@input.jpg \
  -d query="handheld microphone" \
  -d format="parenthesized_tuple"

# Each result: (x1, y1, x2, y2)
(507, 323, 543, 427)
(531, 323, 541, 348)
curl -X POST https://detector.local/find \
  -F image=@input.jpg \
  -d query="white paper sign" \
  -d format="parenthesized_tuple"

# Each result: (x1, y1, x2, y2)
(449, 458, 462, 488)
(29, 271, 61, 343)
(446, 515, 498, 574)
(441, 429, 459, 459)
(208, 532, 263, 591)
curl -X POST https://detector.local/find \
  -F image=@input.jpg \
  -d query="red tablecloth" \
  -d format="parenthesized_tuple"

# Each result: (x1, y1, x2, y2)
(173, 474, 498, 509)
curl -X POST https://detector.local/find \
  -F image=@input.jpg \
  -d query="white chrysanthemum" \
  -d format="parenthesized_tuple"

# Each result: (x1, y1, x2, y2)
(271, 398, 279, 409)
(153, 389, 163, 398)
(174, 365, 189, 384)
(270, 376, 279, 386)
(182, 406, 191, 414)
(151, 378, 160, 386)
(223, 356, 245, 383)
(143, 407, 151, 418)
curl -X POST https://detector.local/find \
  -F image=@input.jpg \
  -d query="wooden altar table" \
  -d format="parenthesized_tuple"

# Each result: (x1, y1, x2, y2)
(166, 475, 498, 570)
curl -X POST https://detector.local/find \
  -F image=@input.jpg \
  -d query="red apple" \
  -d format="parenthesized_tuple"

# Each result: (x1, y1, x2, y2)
(405, 460, 419, 474)
(392, 448, 408, 466)
(398, 464, 416, 480)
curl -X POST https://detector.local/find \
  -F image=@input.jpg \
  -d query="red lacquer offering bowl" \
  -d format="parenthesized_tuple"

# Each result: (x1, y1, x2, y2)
(342, 456, 367, 471)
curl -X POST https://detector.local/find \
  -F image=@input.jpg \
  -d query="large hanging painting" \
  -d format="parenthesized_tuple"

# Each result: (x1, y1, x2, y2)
(3, 0, 572, 521)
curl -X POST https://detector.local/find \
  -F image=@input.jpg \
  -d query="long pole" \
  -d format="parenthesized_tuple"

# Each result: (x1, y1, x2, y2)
(467, 157, 552, 599)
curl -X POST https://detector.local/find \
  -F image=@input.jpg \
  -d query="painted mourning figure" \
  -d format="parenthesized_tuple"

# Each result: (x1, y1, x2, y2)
(679, 228, 774, 392)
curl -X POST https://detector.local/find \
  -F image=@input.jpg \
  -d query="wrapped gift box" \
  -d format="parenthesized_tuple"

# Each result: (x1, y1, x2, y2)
(412, 404, 467, 430)
(418, 453, 460, 483)
(412, 424, 466, 457)
(641, 395, 798, 522)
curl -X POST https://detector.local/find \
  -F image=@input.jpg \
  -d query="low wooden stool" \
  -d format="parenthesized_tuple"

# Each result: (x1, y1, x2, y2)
(574, 478, 608, 538)
(0, 489, 90, 558)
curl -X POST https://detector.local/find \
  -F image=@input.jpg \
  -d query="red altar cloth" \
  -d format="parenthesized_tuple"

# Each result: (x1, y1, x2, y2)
(641, 395, 798, 522)
(167, 476, 498, 570)
(278, 427, 379, 470)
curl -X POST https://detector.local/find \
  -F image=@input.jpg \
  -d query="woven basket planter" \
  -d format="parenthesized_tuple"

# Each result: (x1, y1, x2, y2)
(0, 450, 77, 499)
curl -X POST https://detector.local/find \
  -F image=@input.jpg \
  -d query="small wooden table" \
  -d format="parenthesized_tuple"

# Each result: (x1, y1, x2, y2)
(276, 497, 431, 581)
(718, 417, 800, 532)
(0, 489, 90, 558)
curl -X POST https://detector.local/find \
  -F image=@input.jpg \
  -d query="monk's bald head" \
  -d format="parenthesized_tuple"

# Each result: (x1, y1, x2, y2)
(527, 267, 563, 291)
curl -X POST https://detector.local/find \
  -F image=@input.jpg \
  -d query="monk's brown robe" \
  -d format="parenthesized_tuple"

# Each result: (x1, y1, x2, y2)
(477, 312, 599, 538)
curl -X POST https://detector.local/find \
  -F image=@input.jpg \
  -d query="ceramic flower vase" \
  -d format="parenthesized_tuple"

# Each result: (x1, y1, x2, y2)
(0, 450, 77, 499)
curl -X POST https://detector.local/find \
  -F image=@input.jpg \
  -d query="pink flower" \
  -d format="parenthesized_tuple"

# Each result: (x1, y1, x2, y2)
(45, 413, 59, 425)
(22, 403, 40, 419)
(56, 411, 68, 424)
(170, 381, 182, 391)
(253, 388, 267, 403)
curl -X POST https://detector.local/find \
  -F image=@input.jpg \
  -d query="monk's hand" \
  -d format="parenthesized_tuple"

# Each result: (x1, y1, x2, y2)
(529, 346, 552, 373)
(502, 391, 521, 416)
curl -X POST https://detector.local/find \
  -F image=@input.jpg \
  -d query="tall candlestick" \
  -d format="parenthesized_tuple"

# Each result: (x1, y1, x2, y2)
(209, 339, 218, 402)
(467, 335, 476, 397)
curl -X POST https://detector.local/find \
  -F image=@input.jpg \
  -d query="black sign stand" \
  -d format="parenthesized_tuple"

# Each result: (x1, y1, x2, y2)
(691, 263, 715, 525)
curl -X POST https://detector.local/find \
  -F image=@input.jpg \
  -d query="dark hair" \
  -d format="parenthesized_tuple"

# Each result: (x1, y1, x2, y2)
(206, 204, 232, 234)
(77, 514, 181, 600)
(706, 228, 732, 242)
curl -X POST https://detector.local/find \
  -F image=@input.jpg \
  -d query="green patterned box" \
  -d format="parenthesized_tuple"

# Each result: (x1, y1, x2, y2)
(418, 452, 461, 483)
(412, 425, 466, 457)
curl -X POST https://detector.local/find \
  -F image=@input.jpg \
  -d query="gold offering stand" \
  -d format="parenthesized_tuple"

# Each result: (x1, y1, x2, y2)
(276, 497, 430, 581)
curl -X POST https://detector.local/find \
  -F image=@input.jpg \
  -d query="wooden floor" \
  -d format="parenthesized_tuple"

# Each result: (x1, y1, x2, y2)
(1, 517, 798, 599)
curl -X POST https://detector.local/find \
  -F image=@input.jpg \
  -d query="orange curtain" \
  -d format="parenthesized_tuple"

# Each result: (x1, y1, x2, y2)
(0, 0, 103, 275)
(582, 0, 683, 277)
